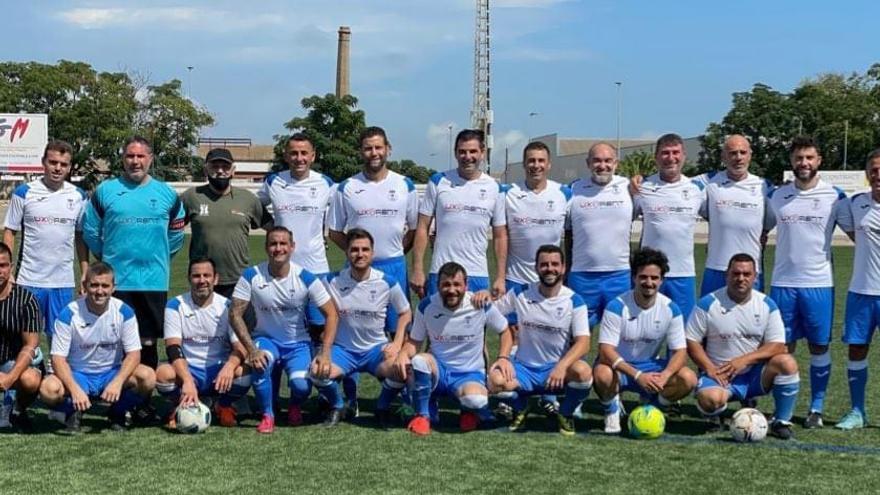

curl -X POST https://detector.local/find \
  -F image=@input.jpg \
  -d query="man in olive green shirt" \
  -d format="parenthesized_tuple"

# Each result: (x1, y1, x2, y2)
(180, 148, 266, 297)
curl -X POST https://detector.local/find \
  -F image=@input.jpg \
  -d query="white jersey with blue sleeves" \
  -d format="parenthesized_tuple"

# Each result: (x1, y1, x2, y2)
(504, 180, 571, 284)
(326, 267, 410, 352)
(838, 192, 880, 295)
(232, 261, 331, 345)
(696, 171, 773, 272)
(410, 292, 507, 373)
(419, 169, 506, 277)
(567, 175, 633, 272)
(52, 297, 141, 373)
(634, 174, 706, 277)
(766, 180, 847, 287)
(258, 169, 335, 274)
(328, 171, 418, 261)
(686, 289, 785, 371)
(599, 291, 685, 363)
(493, 283, 590, 367)
(164, 292, 238, 370)
(3, 180, 86, 288)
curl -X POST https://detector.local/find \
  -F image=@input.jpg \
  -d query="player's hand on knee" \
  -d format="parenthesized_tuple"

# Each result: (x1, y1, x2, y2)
(71, 388, 91, 411)
(312, 355, 331, 379)
(100, 381, 122, 403)
(214, 368, 234, 394)
(247, 349, 269, 371)
(641, 373, 664, 393)
(706, 366, 728, 387)
(546, 365, 566, 390)
(395, 354, 411, 381)
(491, 358, 514, 382)
(382, 342, 401, 361)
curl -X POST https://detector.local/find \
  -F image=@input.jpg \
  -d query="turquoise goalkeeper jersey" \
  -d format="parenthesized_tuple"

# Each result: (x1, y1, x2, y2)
(82, 176, 184, 291)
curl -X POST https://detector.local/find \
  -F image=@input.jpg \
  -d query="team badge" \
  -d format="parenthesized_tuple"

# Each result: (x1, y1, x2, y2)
(150, 199, 157, 209)
(555, 307, 564, 319)
(612, 184, 620, 194)
(309, 186, 318, 198)
(681, 189, 690, 200)
(199, 204, 210, 216)
(750, 185, 757, 196)
(465, 315, 473, 326)
(388, 189, 397, 201)
(754, 313, 761, 325)
(547, 200, 555, 211)
(479, 188, 488, 200)
(812, 199, 821, 210)
(369, 289, 378, 302)
(67, 198, 75, 211)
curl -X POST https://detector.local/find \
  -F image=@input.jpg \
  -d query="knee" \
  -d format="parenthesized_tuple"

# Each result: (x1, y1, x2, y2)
(696, 389, 726, 412)
(770, 354, 799, 375)
(40, 376, 65, 405)
(570, 361, 592, 383)
(674, 367, 698, 390)
(155, 364, 176, 384)
(593, 364, 614, 387)
(134, 365, 156, 390)
(289, 373, 311, 398)
(18, 368, 41, 394)
(849, 345, 870, 361)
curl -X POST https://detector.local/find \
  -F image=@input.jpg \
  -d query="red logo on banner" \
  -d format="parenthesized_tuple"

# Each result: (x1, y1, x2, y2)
(0, 117, 30, 143)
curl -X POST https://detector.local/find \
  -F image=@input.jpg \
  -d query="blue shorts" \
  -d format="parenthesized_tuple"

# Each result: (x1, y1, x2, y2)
(503, 280, 530, 325)
(306, 273, 330, 327)
(618, 359, 668, 397)
(426, 273, 489, 298)
(254, 337, 313, 380)
(843, 292, 880, 345)
(567, 270, 630, 326)
(700, 268, 764, 297)
(696, 364, 766, 402)
(331, 343, 386, 377)
(21, 286, 73, 338)
(512, 360, 557, 395)
(770, 286, 834, 346)
(661, 277, 696, 320)
(373, 256, 409, 334)
(71, 367, 120, 396)
(188, 363, 225, 394)
(432, 359, 486, 397)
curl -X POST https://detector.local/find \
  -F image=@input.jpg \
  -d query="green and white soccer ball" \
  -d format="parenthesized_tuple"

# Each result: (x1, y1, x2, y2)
(176, 402, 211, 434)
(729, 408, 767, 442)
(628, 405, 665, 439)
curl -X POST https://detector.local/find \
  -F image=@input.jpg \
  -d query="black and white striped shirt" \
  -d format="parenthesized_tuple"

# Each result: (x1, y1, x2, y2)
(0, 285, 41, 363)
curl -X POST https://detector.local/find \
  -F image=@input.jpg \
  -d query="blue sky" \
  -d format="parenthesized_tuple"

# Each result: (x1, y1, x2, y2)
(3, 0, 878, 170)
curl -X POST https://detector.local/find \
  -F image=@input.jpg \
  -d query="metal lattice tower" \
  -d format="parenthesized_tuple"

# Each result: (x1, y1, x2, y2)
(471, 0, 493, 171)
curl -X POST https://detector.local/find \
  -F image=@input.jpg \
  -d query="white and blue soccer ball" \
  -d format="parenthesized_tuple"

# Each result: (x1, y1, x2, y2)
(176, 402, 211, 434)
(729, 408, 768, 443)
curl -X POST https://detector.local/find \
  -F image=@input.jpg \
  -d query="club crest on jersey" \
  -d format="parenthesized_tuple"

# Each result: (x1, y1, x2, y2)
(388, 189, 398, 201)
(479, 188, 488, 200)
(611, 184, 620, 194)
(67, 198, 76, 210)
(681, 189, 690, 200)
(465, 315, 473, 326)
(750, 185, 757, 196)
(812, 199, 821, 210)
(199, 204, 209, 216)
(754, 313, 761, 325)
(555, 307, 564, 318)
(309, 186, 318, 198)
(369, 289, 378, 302)
(547, 200, 555, 211)
(150, 199, 157, 209)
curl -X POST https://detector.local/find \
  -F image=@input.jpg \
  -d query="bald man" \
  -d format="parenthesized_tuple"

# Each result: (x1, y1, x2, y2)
(696, 135, 774, 296)
(566, 143, 633, 327)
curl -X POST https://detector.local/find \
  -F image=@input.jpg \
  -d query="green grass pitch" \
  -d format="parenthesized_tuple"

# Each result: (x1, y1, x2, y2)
(1, 238, 878, 495)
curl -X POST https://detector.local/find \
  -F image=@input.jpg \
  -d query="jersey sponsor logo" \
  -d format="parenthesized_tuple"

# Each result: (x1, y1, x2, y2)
(520, 319, 564, 333)
(24, 215, 77, 225)
(441, 203, 491, 215)
(778, 214, 825, 225)
(511, 215, 564, 226)
(576, 200, 626, 210)
(714, 199, 759, 211)
(433, 333, 478, 343)
(338, 308, 383, 320)
(79, 341, 122, 351)
(644, 205, 695, 215)
(275, 204, 321, 214)
(621, 335, 660, 344)
(110, 217, 163, 225)
(354, 207, 399, 217)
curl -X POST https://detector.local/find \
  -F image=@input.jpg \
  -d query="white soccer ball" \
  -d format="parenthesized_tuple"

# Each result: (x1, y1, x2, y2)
(729, 408, 768, 443)
(176, 402, 211, 434)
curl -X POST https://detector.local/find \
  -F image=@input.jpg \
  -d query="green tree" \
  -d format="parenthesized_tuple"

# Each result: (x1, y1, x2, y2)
(617, 150, 656, 178)
(388, 159, 436, 183)
(275, 93, 366, 181)
(136, 79, 214, 180)
(700, 64, 880, 182)
(0, 60, 138, 187)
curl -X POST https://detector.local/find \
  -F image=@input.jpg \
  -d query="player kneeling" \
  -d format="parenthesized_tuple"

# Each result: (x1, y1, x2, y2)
(322, 229, 411, 427)
(40, 263, 156, 433)
(486, 245, 593, 436)
(156, 258, 251, 429)
(594, 248, 696, 434)
(396, 262, 509, 435)
(686, 253, 800, 440)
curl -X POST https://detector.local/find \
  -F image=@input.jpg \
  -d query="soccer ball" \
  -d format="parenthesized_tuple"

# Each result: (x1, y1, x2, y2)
(176, 402, 212, 434)
(628, 405, 665, 439)
(729, 408, 768, 443)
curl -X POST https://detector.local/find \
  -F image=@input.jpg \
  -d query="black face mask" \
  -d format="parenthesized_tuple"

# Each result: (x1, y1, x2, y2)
(207, 176, 231, 190)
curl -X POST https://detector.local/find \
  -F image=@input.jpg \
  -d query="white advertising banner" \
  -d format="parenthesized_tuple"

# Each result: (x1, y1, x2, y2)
(0, 113, 48, 173)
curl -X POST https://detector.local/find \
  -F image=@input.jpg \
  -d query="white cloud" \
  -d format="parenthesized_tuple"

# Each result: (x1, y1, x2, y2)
(427, 122, 459, 151)
(494, 129, 527, 152)
(58, 7, 280, 31)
